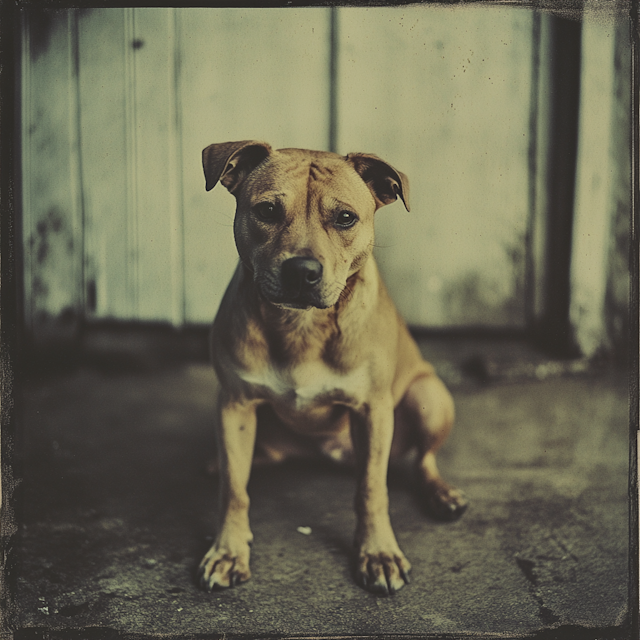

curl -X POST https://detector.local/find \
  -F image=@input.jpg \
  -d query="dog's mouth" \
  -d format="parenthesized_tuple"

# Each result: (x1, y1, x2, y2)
(259, 289, 332, 310)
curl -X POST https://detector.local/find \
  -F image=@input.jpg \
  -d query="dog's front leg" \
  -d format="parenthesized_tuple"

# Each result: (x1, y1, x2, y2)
(199, 394, 258, 590)
(351, 395, 412, 595)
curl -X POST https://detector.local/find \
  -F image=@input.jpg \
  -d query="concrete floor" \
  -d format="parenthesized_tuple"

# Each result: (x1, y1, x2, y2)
(6, 336, 634, 639)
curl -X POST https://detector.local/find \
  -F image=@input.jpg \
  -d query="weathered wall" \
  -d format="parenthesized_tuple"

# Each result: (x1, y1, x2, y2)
(19, 6, 631, 357)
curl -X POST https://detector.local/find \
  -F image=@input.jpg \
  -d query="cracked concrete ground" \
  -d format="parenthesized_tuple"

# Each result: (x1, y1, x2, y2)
(5, 335, 634, 639)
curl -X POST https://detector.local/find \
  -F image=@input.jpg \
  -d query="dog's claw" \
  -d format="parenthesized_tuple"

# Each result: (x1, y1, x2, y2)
(198, 542, 251, 591)
(356, 552, 411, 596)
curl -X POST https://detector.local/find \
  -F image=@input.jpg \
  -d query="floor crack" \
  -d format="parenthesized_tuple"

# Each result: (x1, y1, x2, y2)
(516, 556, 561, 625)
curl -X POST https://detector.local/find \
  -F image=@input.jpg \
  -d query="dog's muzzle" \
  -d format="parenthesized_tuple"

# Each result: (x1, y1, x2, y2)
(266, 256, 325, 308)
(255, 256, 331, 309)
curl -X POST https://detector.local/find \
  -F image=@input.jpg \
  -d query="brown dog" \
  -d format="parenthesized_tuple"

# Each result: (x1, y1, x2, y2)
(198, 141, 467, 595)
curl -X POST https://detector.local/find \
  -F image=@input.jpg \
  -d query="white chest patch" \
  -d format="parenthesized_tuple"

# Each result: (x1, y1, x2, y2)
(238, 361, 370, 410)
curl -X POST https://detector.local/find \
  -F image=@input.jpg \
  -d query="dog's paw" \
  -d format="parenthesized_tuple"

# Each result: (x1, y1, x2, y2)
(420, 479, 468, 521)
(198, 542, 251, 590)
(355, 551, 411, 596)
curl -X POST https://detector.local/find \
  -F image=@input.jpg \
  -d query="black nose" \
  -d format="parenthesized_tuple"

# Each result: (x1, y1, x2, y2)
(281, 257, 323, 292)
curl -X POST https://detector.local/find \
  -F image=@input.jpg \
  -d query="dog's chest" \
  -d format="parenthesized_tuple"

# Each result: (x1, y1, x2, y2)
(238, 360, 369, 410)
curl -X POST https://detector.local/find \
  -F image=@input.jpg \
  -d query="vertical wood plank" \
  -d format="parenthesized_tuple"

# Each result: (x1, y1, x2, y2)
(168, 9, 185, 327)
(124, 8, 139, 318)
(604, 19, 632, 360)
(337, 6, 533, 328)
(77, 8, 130, 319)
(128, 8, 178, 321)
(21, 9, 84, 339)
(178, 8, 331, 324)
(79, 8, 186, 324)
(530, 12, 554, 325)
(569, 13, 622, 356)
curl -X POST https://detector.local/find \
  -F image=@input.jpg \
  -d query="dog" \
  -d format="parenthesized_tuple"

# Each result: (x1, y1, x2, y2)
(197, 141, 467, 595)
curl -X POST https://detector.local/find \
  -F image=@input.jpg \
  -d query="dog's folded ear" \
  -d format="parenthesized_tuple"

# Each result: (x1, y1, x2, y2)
(346, 153, 410, 212)
(203, 141, 272, 194)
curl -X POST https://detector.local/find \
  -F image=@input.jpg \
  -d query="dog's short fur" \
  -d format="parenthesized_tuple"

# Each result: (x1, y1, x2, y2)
(197, 141, 467, 595)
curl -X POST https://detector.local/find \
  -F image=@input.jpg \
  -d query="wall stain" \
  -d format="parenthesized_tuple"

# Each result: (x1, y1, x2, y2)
(27, 8, 67, 62)
(32, 208, 70, 266)
(31, 275, 48, 299)
(29, 207, 77, 320)
(442, 236, 526, 327)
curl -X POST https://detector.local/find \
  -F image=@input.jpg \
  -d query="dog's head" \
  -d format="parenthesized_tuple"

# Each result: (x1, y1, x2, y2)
(203, 140, 410, 310)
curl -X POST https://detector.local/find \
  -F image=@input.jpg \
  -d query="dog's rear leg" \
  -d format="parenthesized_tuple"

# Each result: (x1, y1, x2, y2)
(199, 394, 258, 590)
(397, 375, 468, 521)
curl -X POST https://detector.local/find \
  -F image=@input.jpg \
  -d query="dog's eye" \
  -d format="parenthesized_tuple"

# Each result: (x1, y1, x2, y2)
(254, 202, 280, 223)
(335, 210, 358, 228)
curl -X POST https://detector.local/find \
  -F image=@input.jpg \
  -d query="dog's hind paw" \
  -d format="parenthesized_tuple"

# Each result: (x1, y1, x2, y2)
(355, 551, 411, 596)
(198, 543, 251, 590)
(419, 478, 468, 521)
